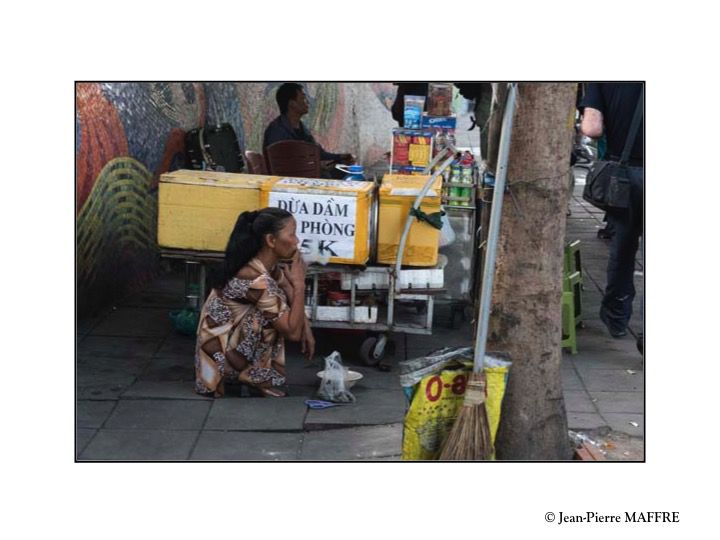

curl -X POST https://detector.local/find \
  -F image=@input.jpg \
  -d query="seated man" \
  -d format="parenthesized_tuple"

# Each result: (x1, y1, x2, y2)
(263, 83, 354, 178)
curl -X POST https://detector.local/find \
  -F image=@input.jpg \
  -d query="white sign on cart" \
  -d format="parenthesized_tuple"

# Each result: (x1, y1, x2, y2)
(268, 191, 358, 259)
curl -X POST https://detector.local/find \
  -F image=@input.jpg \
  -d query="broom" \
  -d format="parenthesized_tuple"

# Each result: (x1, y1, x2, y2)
(439, 83, 518, 460)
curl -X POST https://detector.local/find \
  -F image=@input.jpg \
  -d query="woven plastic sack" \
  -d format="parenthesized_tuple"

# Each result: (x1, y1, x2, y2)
(317, 351, 355, 403)
(400, 351, 511, 460)
(483, 356, 512, 446)
(402, 365, 469, 460)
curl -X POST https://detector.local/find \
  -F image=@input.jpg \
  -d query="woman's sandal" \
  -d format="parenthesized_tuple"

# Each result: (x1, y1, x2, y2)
(238, 371, 287, 398)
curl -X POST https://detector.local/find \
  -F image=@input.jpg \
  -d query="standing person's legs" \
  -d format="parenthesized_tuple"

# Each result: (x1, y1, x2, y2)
(632, 168, 644, 352)
(600, 168, 643, 336)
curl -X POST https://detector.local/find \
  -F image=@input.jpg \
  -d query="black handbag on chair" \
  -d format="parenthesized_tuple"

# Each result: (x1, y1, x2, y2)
(582, 89, 643, 211)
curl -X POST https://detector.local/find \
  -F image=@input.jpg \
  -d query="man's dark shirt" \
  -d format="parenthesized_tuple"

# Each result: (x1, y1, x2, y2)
(262, 115, 342, 161)
(580, 83, 644, 165)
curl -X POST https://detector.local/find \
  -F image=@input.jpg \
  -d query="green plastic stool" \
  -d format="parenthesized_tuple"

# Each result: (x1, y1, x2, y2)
(564, 240, 583, 286)
(561, 290, 577, 354)
(563, 270, 583, 327)
(561, 271, 582, 354)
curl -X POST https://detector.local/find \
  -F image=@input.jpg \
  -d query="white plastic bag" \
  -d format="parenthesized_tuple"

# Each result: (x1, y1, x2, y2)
(439, 210, 456, 247)
(317, 351, 355, 403)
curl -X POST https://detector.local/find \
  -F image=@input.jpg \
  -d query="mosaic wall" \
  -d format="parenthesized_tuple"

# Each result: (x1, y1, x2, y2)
(76, 82, 397, 314)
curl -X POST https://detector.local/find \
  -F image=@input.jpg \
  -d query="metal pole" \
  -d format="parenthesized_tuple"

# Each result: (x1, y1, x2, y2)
(473, 83, 518, 374)
(394, 148, 457, 292)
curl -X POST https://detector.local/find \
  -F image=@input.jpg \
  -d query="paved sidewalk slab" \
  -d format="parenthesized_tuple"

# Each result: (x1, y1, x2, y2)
(573, 330, 639, 356)
(77, 400, 117, 429)
(77, 315, 105, 337)
(570, 350, 643, 371)
(76, 428, 97, 458)
(191, 431, 303, 461)
(580, 369, 643, 392)
(155, 334, 195, 357)
(351, 368, 402, 391)
(139, 356, 195, 382)
(78, 336, 163, 359)
(561, 368, 584, 390)
(602, 413, 644, 437)
(77, 373, 138, 400)
(204, 397, 308, 431)
(77, 355, 150, 377)
(589, 391, 644, 414)
(304, 388, 406, 429)
(287, 384, 319, 399)
(90, 307, 172, 337)
(104, 399, 210, 430)
(300, 424, 403, 460)
(79, 430, 198, 461)
(566, 412, 607, 431)
(285, 361, 324, 387)
(121, 380, 212, 400)
(563, 390, 598, 413)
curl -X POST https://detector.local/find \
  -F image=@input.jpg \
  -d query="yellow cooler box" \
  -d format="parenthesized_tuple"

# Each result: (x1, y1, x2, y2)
(158, 169, 277, 252)
(377, 174, 442, 267)
(260, 177, 374, 265)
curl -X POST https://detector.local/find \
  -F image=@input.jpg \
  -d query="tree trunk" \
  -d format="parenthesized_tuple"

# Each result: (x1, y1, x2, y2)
(485, 83, 507, 175)
(490, 83, 577, 460)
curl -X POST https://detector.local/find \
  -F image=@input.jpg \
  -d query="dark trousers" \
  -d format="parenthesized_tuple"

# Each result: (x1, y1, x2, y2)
(602, 167, 644, 328)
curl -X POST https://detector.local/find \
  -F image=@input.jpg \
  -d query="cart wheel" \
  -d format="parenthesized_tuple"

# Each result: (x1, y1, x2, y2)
(360, 336, 383, 366)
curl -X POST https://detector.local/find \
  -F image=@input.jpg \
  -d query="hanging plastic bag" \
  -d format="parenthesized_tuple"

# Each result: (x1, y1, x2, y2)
(317, 351, 356, 403)
(169, 308, 199, 336)
(438, 209, 456, 247)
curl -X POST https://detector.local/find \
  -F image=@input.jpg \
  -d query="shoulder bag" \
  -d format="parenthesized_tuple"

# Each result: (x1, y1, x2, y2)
(582, 88, 643, 211)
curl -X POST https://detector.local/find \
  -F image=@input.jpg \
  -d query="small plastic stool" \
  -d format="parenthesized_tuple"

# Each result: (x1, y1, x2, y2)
(561, 271, 583, 354)
(564, 240, 583, 286)
(561, 290, 577, 354)
(563, 270, 583, 327)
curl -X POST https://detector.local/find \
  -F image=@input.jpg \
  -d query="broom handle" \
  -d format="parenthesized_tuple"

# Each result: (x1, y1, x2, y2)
(473, 83, 518, 374)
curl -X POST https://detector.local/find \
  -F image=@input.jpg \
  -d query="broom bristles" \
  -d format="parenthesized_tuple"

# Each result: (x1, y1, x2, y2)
(439, 372, 493, 460)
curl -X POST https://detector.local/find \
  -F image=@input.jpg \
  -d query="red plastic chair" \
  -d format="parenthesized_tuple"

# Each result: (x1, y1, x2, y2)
(265, 140, 322, 178)
(244, 150, 268, 175)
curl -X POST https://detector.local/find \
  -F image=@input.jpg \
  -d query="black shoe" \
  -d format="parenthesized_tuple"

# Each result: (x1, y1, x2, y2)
(599, 307, 627, 338)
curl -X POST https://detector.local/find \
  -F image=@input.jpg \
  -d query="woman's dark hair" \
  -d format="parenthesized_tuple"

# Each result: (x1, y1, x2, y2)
(276, 83, 304, 115)
(217, 207, 293, 287)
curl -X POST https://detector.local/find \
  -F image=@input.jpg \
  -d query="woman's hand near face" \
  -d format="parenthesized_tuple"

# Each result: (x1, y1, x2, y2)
(286, 250, 307, 288)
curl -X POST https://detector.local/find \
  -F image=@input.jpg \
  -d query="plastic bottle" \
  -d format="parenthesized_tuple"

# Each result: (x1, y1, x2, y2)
(450, 163, 461, 206)
(446, 131, 456, 152)
(460, 165, 473, 206)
